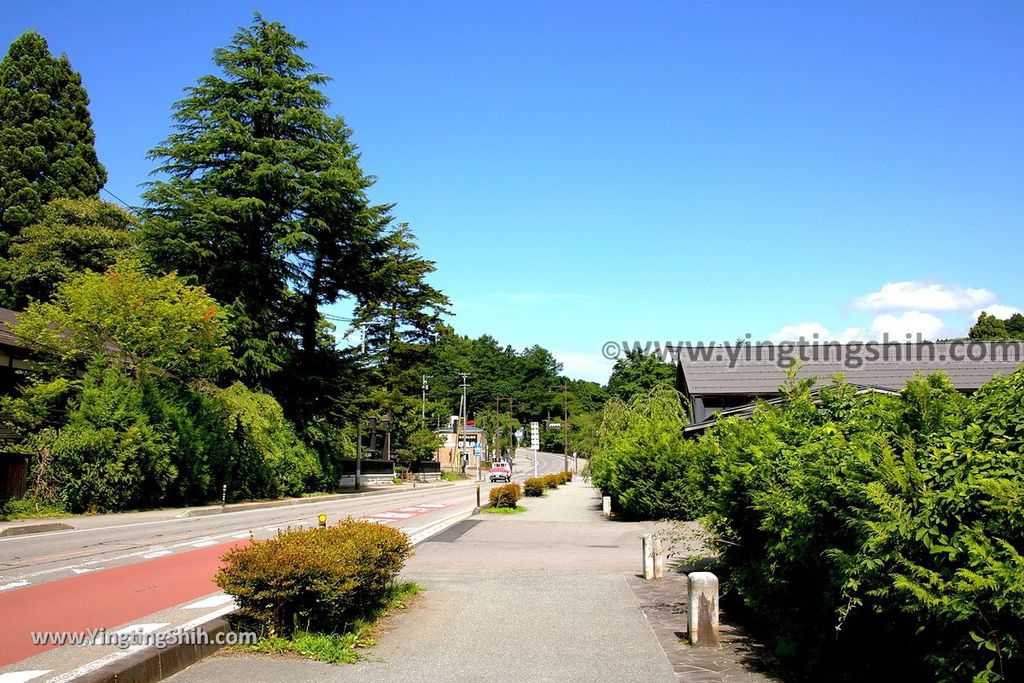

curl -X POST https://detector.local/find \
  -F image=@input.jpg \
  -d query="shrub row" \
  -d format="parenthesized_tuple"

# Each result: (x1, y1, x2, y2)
(523, 471, 572, 496)
(523, 477, 545, 496)
(216, 519, 412, 637)
(488, 483, 522, 508)
(589, 372, 1024, 682)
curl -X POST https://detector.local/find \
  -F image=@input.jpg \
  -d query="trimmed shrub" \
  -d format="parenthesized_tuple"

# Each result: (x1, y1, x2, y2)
(488, 483, 522, 508)
(216, 519, 412, 637)
(542, 474, 560, 489)
(523, 477, 545, 497)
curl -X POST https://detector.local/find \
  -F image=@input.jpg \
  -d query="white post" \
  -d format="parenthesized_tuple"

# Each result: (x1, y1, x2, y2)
(642, 534, 655, 580)
(653, 536, 664, 579)
(602, 496, 611, 518)
(533, 448, 538, 477)
(687, 572, 720, 647)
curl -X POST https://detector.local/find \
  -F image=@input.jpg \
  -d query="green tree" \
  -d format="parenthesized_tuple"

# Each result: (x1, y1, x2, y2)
(0, 30, 106, 255)
(0, 198, 135, 308)
(357, 224, 450, 459)
(606, 348, 675, 402)
(1006, 313, 1024, 337)
(969, 311, 1010, 340)
(15, 258, 232, 381)
(142, 14, 386, 387)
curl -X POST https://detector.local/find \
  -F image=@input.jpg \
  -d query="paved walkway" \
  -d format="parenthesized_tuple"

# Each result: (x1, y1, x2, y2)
(167, 479, 775, 682)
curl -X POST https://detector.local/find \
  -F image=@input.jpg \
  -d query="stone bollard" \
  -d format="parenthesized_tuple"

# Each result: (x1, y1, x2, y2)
(653, 536, 664, 579)
(687, 572, 720, 647)
(602, 496, 611, 518)
(642, 534, 655, 580)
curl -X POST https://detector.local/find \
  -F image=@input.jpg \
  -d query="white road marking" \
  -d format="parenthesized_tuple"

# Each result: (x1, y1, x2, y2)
(0, 579, 29, 591)
(231, 532, 251, 539)
(71, 567, 96, 575)
(45, 649, 135, 682)
(4, 487, 469, 584)
(111, 622, 169, 637)
(174, 603, 237, 632)
(367, 512, 415, 519)
(190, 540, 216, 548)
(0, 670, 52, 683)
(183, 593, 234, 610)
(263, 526, 279, 532)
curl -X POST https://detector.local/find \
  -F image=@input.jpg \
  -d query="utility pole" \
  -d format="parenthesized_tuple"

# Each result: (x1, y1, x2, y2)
(496, 397, 515, 464)
(421, 375, 431, 425)
(549, 383, 570, 473)
(458, 373, 470, 477)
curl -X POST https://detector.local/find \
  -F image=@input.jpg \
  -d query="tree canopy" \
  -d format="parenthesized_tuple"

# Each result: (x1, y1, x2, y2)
(0, 30, 106, 255)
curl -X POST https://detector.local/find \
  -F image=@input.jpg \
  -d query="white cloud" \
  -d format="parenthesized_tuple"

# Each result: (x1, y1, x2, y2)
(766, 322, 865, 343)
(868, 311, 948, 340)
(553, 350, 615, 384)
(852, 280, 995, 312)
(971, 304, 1022, 321)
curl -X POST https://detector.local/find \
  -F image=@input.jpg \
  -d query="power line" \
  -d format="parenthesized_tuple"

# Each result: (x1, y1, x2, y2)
(100, 187, 138, 214)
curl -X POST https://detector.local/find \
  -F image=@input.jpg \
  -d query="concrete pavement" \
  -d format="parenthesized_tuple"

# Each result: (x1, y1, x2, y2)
(166, 476, 679, 682)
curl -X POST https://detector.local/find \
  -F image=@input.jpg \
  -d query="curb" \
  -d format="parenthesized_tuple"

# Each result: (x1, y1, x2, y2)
(0, 483, 465, 536)
(174, 481, 456, 518)
(0, 521, 75, 537)
(74, 617, 231, 683)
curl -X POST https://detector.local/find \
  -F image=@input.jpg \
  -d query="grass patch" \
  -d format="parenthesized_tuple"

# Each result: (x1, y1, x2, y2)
(0, 498, 71, 521)
(241, 581, 421, 663)
(440, 472, 469, 481)
(483, 505, 526, 514)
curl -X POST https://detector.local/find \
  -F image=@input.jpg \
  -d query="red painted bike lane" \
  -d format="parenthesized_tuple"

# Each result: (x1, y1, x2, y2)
(0, 539, 245, 666)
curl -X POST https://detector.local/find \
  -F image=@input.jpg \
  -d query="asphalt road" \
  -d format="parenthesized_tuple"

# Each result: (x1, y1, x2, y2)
(0, 450, 570, 679)
(0, 449, 567, 593)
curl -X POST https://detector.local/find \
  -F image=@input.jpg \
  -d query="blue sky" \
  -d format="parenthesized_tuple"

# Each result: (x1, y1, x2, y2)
(3, 1, 1022, 382)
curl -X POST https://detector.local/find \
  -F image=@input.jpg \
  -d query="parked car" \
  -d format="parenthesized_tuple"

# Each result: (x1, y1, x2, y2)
(488, 463, 512, 483)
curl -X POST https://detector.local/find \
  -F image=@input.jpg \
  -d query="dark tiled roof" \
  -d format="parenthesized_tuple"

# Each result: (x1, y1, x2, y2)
(0, 307, 23, 349)
(676, 342, 1024, 395)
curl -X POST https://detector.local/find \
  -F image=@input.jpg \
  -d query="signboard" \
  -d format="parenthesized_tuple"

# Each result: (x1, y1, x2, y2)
(530, 421, 540, 450)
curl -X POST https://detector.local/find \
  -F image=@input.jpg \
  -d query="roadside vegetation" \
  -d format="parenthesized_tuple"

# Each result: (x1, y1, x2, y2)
(488, 483, 523, 511)
(0, 17, 620, 515)
(588, 368, 1024, 682)
(216, 520, 416, 663)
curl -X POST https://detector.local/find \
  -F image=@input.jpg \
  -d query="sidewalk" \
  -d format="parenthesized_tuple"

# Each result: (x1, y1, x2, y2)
(166, 478, 775, 682)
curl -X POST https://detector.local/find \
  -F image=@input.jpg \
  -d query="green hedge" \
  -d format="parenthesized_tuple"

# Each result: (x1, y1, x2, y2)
(523, 477, 545, 496)
(216, 520, 412, 637)
(488, 483, 522, 508)
(589, 373, 1024, 681)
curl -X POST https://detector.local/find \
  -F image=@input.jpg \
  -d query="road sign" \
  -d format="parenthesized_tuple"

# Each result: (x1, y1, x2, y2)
(530, 421, 540, 450)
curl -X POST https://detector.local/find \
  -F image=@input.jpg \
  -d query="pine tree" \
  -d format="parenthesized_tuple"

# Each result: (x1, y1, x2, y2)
(0, 30, 106, 255)
(142, 15, 387, 387)
(357, 224, 450, 459)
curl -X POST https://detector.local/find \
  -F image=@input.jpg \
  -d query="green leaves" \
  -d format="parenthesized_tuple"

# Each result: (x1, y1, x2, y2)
(593, 369, 1024, 681)
(0, 30, 106, 254)
(16, 258, 231, 381)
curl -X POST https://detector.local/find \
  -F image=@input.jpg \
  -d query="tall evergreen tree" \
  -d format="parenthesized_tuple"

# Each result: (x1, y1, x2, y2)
(356, 224, 450, 458)
(0, 30, 106, 258)
(141, 15, 387, 390)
